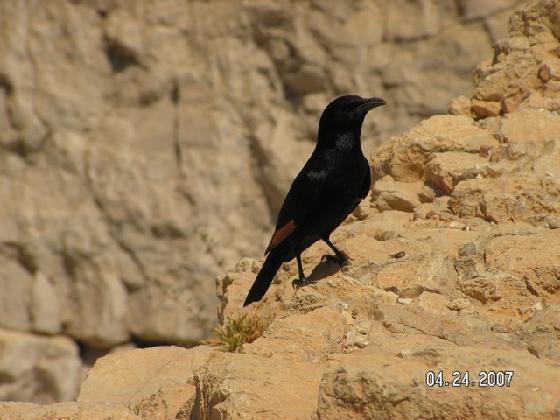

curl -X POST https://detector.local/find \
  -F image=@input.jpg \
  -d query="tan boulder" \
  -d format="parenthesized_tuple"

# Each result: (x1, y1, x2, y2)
(318, 346, 560, 419)
(449, 173, 560, 224)
(371, 115, 498, 182)
(424, 151, 489, 195)
(79, 346, 215, 419)
(371, 177, 423, 212)
(500, 109, 560, 144)
(0, 329, 81, 403)
(193, 352, 327, 420)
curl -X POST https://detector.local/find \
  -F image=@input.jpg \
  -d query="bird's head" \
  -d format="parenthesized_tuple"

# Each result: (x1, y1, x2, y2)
(318, 95, 386, 134)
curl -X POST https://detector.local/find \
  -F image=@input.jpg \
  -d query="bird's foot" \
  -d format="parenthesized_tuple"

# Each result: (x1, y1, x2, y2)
(292, 277, 312, 290)
(321, 253, 349, 268)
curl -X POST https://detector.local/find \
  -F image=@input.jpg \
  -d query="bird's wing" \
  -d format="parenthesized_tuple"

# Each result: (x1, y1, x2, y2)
(360, 165, 371, 199)
(347, 161, 371, 216)
(265, 160, 327, 254)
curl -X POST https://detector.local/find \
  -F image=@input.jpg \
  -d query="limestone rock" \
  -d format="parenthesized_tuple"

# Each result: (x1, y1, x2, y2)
(448, 94, 472, 116)
(0, 329, 81, 403)
(449, 173, 560, 224)
(372, 97, 560, 229)
(0, 402, 138, 420)
(500, 109, 560, 144)
(515, 305, 560, 361)
(193, 352, 327, 420)
(0, 255, 33, 331)
(425, 151, 489, 195)
(472, 0, 560, 114)
(371, 177, 423, 212)
(371, 115, 498, 182)
(375, 253, 458, 297)
(79, 346, 215, 419)
(242, 306, 347, 359)
(318, 346, 560, 419)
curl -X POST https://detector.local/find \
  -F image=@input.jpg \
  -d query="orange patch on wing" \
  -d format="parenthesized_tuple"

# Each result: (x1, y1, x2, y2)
(265, 220, 296, 254)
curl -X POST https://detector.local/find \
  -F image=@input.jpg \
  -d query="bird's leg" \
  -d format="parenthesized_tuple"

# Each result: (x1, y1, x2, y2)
(322, 238, 349, 267)
(292, 253, 310, 289)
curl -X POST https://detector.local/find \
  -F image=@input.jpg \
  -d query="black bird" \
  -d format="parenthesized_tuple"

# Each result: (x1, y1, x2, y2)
(243, 95, 385, 307)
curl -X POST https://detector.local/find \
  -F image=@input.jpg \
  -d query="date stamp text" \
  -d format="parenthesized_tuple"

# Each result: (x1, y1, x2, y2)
(425, 370, 514, 388)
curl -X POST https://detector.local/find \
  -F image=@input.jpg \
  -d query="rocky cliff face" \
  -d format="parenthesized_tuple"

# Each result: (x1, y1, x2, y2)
(1, 0, 559, 417)
(0, 0, 529, 403)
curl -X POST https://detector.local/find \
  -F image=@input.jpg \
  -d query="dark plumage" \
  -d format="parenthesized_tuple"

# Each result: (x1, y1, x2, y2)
(243, 95, 385, 306)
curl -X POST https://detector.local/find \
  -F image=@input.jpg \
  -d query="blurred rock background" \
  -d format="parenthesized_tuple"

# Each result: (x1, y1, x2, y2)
(0, 0, 527, 402)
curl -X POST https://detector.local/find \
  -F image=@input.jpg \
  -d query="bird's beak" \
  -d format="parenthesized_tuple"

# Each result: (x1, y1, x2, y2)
(358, 97, 386, 113)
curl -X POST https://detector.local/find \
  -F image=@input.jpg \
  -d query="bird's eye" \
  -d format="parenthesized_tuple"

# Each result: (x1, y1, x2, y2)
(350, 101, 362, 109)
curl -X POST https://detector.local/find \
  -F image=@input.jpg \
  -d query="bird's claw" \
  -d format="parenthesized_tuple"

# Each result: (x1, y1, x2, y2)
(292, 277, 311, 290)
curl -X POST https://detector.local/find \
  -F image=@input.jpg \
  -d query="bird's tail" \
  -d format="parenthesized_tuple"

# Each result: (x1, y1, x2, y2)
(243, 247, 287, 307)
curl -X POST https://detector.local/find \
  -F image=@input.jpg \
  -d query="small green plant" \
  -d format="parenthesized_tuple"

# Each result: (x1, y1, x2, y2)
(212, 313, 272, 353)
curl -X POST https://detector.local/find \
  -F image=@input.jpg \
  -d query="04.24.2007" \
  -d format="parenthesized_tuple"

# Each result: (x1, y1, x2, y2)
(425, 370, 514, 388)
